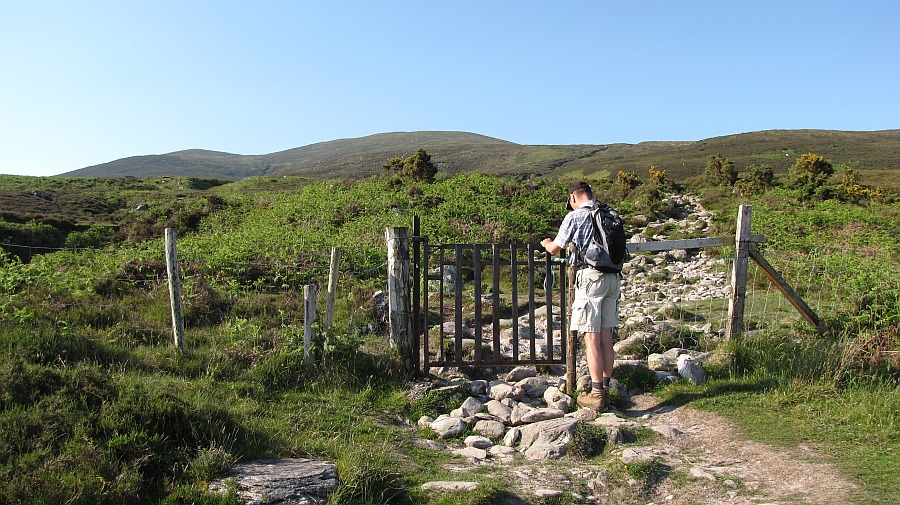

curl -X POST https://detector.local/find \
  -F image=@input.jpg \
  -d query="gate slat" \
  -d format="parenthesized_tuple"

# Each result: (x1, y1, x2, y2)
(492, 244, 501, 361)
(528, 244, 537, 363)
(454, 244, 463, 366)
(473, 244, 482, 363)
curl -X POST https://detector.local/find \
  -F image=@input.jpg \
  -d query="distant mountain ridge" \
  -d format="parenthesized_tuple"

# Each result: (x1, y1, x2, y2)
(59, 129, 900, 181)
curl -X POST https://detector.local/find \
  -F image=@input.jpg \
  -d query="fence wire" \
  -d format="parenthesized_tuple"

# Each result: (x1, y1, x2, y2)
(0, 240, 385, 354)
(1, 239, 893, 357)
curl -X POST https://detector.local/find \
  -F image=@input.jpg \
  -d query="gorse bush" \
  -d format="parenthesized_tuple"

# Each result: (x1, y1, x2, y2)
(704, 154, 737, 188)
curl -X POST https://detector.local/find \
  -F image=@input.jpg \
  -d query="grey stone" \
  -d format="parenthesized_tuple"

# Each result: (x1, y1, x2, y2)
(519, 407, 565, 424)
(651, 424, 684, 438)
(473, 420, 507, 439)
(571, 408, 598, 422)
(417, 415, 433, 428)
(690, 466, 717, 481)
(489, 380, 524, 401)
(459, 396, 484, 416)
(517, 417, 578, 460)
(488, 445, 517, 456)
(621, 447, 655, 465)
(593, 413, 641, 429)
(485, 400, 512, 423)
(421, 481, 479, 491)
(505, 366, 537, 382)
(464, 435, 493, 449)
(523, 442, 568, 460)
(503, 427, 521, 447)
(430, 417, 467, 439)
(469, 380, 488, 396)
(412, 439, 448, 451)
(509, 402, 535, 426)
(452, 446, 488, 460)
(677, 355, 707, 384)
(208, 458, 337, 505)
(542, 386, 573, 412)
(647, 353, 676, 371)
(515, 376, 550, 398)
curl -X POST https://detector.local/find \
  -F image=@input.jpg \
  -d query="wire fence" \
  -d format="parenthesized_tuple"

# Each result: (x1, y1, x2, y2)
(1, 235, 894, 358)
(0, 238, 388, 354)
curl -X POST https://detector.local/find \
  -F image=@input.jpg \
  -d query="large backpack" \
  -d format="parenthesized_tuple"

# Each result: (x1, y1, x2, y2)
(578, 203, 627, 273)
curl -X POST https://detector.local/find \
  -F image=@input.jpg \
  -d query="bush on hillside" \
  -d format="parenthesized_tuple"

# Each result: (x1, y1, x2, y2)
(704, 154, 737, 188)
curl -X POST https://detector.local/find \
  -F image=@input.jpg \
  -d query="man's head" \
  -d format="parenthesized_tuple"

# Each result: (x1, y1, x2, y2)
(567, 182, 593, 210)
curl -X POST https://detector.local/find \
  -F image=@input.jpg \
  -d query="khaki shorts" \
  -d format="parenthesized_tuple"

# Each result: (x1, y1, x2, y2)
(570, 268, 620, 333)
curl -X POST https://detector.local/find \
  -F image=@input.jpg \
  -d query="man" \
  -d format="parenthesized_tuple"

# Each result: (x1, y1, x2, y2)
(540, 182, 621, 411)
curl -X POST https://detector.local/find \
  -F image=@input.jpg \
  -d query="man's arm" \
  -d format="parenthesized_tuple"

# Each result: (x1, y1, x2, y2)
(541, 238, 562, 255)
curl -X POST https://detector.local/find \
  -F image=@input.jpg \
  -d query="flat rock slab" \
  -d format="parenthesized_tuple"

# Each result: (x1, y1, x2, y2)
(209, 458, 338, 505)
(421, 481, 479, 491)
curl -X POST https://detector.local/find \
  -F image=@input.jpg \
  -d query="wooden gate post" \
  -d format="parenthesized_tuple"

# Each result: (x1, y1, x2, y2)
(565, 257, 577, 395)
(727, 205, 752, 340)
(304, 284, 317, 366)
(164, 228, 185, 351)
(324, 247, 341, 331)
(386, 227, 414, 376)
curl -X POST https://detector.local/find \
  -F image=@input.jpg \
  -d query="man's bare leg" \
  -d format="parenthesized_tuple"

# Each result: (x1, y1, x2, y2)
(585, 328, 615, 382)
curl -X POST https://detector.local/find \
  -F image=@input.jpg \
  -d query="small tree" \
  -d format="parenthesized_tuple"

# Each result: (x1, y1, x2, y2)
(402, 149, 437, 183)
(788, 152, 834, 199)
(382, 156, 403, 175)
(838, 163, 887, 203)
(839, 163, 860, 188)
(704, 154, 737, 187)
(649, 165, 668, 186)
(735, 163, 775, 195)
(615, 170, 642, 195)
(382, 149, 437, 183)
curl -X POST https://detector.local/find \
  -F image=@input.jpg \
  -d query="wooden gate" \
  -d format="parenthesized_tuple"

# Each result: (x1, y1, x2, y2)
(385, 205, 825, 380)
(410, 217, 571, 376)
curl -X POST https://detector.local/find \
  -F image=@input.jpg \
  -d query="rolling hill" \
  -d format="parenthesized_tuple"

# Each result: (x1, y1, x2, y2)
(59, 129, 900, 182)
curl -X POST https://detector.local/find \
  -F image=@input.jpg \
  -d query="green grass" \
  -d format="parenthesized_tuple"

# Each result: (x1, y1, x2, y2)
(656, 325, 899, 505)
(1, 171, 898, 504)
(660, 377, 898, 505)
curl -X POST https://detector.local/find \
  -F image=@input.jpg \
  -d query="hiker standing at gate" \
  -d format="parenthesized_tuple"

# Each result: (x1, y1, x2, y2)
(540, 182, 623, 411)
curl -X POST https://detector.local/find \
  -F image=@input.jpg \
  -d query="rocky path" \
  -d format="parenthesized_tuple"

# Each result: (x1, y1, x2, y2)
(418, 194, 857, 504)
(423, 392, 856, 505)
(618, 394, 856, 505)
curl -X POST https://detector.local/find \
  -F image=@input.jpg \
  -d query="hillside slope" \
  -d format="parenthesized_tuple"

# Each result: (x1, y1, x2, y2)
(59, 129, 900, 181)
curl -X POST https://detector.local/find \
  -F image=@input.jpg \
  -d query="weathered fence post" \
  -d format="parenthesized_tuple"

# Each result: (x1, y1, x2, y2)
(727, 205, 752, 340)
(304, 284, 317, 366)
(164, 228, 185, 351)
(565, 254, 577, 395)
(385, 227, 414, 376)
(324, 247, 341, 331)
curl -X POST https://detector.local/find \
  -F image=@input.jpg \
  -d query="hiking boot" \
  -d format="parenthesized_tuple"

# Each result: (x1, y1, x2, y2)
(577, 387, 607, 411)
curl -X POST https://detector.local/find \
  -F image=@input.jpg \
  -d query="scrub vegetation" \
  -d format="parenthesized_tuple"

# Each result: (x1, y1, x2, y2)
(0, 152, 897, 503)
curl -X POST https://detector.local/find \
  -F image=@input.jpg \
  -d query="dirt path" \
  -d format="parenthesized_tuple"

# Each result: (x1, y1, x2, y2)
(477, 394, 857, 505)
(619, 394, 857, 504)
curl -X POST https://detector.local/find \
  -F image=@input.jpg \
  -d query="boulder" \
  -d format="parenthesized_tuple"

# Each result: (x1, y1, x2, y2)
(430, 417, 467, 439)
(505, 366, 537, 382)
(677, 355, 707, 384)
(208, 458, 338, 505)
(474, 420, 507, 439)
(485, 400, 513, 423)
(464, 435, 493, 449)
(542, 386, 573, 412)
(518, 417, 578, 460)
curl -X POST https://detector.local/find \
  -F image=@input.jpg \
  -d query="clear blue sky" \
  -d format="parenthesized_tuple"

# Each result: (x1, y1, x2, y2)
(2, 1, 898, 177)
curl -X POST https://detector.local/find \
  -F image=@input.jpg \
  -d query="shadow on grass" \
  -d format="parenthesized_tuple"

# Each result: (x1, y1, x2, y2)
(624, 376, 779, 417)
